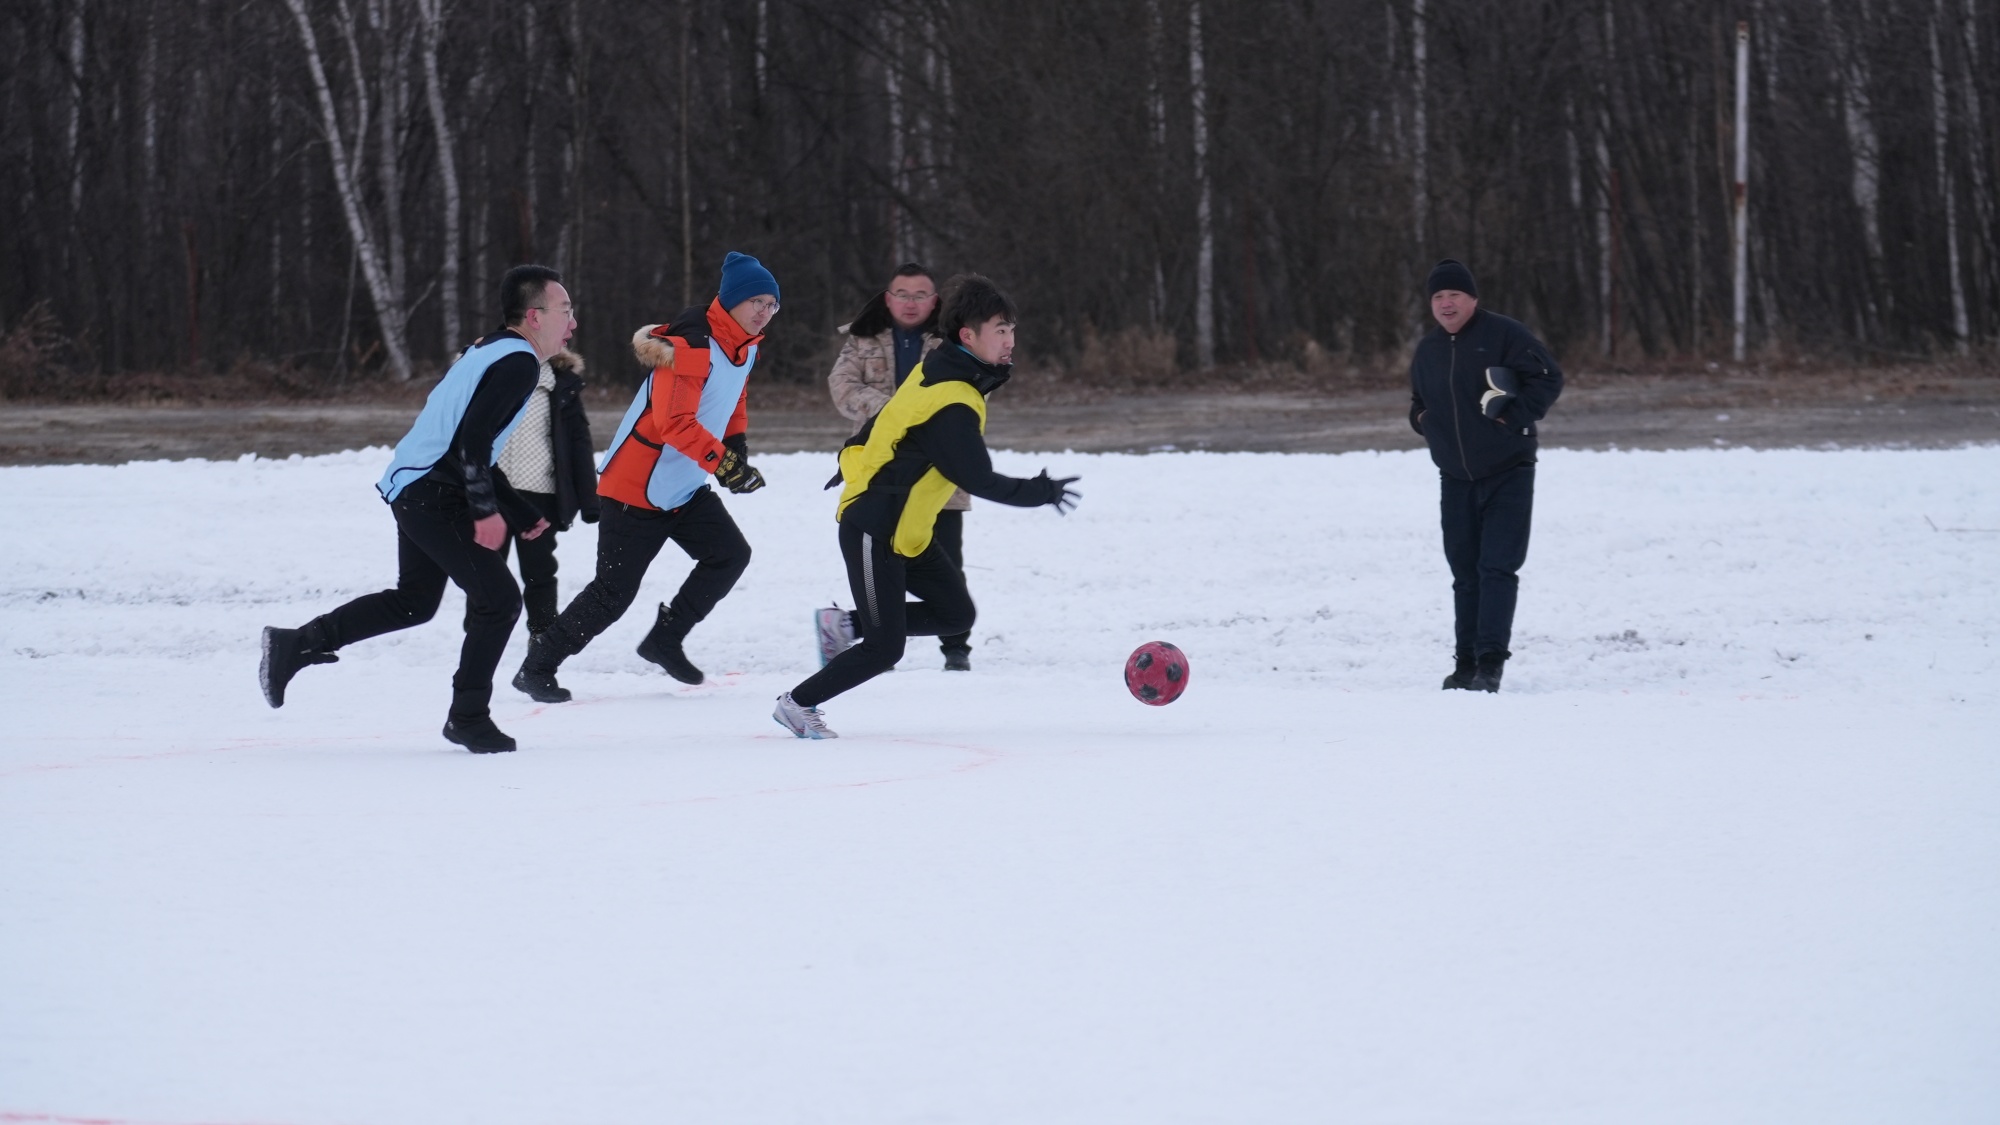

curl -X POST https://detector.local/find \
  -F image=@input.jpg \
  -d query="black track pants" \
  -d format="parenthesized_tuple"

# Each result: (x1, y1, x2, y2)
(542, 487, 750, 658)
(313, 478, 523, 722)
(501, 489, 561, 634)
(932, 508, 973, 658)
(789, 519, 975, 708)
(1439, 463, 1535, 661)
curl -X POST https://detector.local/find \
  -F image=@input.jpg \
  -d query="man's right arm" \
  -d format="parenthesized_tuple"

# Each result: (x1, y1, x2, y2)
(828, 336, 890, 423)
(914, 405, 1066, 508)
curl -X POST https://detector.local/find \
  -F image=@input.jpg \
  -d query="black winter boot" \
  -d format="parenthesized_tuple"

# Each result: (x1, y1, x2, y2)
(1468, 654, 1506, 693)
(442, 716, 517, 753)
(636, 604, 704, 684)
(259, 622, 338, 708)
(1441, 652, 1477, 690)
(511, 632, 573, 703)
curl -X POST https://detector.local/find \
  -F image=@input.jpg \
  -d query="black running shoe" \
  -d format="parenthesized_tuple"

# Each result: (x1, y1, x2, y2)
(512, 634, 572, 702)
(1441, 655, 1477, 691)
(943, 651, 972, 672)
(511, 667, 571, 703)
(636, 605, 704, 685)
(1468, 656, 1506, 693)
(260, 626, 337, 708)
(443, 717, 517, 753)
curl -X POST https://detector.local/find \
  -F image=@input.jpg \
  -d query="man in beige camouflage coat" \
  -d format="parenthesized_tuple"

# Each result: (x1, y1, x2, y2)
(826, 262, 977, 670)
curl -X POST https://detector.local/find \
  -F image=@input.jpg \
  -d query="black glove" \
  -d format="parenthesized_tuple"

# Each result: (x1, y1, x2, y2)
(1480, 366, 1518, 420)
(580, 507, 599, 525)
(715, 438, 766, 494)
(1035, 469, 1081, 515)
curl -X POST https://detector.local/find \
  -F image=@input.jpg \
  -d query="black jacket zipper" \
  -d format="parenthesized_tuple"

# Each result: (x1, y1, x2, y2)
(1447, 334, 1472, 478)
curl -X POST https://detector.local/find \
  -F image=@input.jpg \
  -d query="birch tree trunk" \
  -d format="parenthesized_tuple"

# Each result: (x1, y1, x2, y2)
(279, 0, 415, 380)
(65, 0, 85, 217)
(1825, 0, 1885, 330)
(1960, 0, 1993, 329)
(1410, 0, 1428, 255)
(416, 0, 463, 350)
(1189, 0, 1215, 369)
(1930, 0, 1970, 351)
(1145, 0, 1168, 327)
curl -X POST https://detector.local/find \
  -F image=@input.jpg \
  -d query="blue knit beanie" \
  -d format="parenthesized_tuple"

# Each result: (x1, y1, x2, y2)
(1426, 258, 1478, 298)
(718, 251, 779, 310)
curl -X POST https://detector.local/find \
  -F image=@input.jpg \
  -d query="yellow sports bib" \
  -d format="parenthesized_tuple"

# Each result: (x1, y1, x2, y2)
(836, 363, 987, 557)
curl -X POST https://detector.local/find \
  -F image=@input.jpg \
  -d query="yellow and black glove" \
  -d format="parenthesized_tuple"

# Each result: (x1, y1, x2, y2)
(715, 435, 766, 494)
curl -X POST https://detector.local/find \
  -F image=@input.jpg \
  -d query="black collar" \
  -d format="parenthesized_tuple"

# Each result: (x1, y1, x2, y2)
(921, 343, 1012, 396)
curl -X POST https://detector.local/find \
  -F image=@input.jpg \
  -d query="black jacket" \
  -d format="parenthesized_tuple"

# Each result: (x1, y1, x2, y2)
(839, 345, 1063, 540)
(545, 352, 601, 529)
(1408, 309, 1563, 481)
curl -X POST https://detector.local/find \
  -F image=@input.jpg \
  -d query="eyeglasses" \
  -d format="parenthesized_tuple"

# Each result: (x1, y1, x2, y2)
(529, 305, 575, 318)
(745, 297, 781, 314)
(888, 290, 935, 303)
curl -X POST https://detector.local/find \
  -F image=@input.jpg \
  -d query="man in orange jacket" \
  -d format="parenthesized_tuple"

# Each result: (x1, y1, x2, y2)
(512, 252, 775, 702)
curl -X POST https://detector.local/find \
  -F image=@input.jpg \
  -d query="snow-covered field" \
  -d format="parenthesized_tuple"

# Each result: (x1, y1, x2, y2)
(3, 445, 1997, 1125)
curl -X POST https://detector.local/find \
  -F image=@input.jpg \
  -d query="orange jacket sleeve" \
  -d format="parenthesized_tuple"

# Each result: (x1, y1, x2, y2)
(649, 341, 727, 470)
(725, 382, 748, 439)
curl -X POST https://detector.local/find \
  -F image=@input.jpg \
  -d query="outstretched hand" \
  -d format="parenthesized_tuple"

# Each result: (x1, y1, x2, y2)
(1036, 469, 1082, 515)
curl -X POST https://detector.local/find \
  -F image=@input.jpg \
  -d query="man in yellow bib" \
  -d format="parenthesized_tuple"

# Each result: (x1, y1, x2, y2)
(774, 275, 1081, 739)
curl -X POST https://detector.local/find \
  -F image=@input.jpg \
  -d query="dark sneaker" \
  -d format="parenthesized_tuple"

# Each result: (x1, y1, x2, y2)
(443, 717, 517, 753)
(1441, 655, 1477, 690)
(512, 634, 572, 702)
(1468, 656, 1506, 693)
(259, 625, 337, 708)
(942, 650, 972, 672)
(511, 667, 571, 703)
(636, 605, 704, 684)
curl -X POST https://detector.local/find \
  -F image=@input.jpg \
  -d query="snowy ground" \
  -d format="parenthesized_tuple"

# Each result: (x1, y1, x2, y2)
(3, 445, 1997, 1125)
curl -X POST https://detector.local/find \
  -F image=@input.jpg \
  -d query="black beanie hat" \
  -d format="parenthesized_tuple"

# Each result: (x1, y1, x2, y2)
(1426, 258, 1478, 298)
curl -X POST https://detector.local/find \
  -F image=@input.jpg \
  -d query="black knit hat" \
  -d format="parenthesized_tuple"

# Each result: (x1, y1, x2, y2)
(1426, 258, 1478, 298)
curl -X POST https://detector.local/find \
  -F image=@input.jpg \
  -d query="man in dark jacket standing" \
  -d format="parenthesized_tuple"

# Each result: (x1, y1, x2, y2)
(1408, 259, 1563, 693)
(257, 265, 570, 753)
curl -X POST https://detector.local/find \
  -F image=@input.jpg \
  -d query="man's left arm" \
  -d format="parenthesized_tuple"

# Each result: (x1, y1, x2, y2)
(1498, 327, 1563, 424)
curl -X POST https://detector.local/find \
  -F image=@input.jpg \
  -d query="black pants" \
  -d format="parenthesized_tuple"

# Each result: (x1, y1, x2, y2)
(1440, 463, 1535, 661)
(501, 490, 561, 634)
(790, 519, 975, 708)
(932, 508, 973, 658)
(313, 478, 522, 722)
(542, 487, 750, 658)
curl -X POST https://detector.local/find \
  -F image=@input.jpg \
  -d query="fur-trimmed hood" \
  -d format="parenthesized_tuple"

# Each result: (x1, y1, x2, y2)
(631, 300, 761, 370)
(632, 325, 677, 369)
(547, 348, 585, 376)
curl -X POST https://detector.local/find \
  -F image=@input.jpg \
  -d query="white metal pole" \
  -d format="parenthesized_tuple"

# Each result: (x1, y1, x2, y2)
(1733, 20, 1750, 362)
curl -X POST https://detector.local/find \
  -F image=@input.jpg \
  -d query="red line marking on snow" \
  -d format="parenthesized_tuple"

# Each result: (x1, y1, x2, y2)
(0, 735, 392, 780)
(0, 1111, 313, 1125)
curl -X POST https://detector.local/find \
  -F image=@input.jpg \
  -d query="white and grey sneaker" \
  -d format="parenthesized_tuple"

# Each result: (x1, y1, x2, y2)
(773, 692, 839, 739)
(814, 607, 858, 666)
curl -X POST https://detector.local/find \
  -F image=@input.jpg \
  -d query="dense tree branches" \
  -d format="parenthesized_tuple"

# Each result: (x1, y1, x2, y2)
(0, 0, 1994, 387)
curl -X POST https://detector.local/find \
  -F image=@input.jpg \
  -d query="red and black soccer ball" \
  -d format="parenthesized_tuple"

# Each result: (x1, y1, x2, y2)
(1124, 641, 1190, 706)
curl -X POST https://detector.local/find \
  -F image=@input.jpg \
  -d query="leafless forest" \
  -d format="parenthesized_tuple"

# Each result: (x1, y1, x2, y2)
(2, 0, 1995, 391)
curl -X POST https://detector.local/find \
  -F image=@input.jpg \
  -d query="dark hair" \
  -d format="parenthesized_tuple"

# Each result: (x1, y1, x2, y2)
(937, 273, 1016, 345)
(847, 262, 941, 337)
(500, 264, 563, 325)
